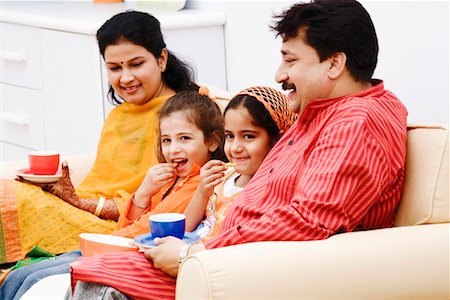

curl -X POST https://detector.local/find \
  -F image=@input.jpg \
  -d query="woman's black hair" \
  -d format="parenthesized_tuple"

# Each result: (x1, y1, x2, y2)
(224, 95, 281, 145)
(97, 10, 198, 105)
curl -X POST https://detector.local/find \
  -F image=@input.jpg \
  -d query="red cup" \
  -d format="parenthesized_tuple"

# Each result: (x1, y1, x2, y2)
(28, 151, 60, 175)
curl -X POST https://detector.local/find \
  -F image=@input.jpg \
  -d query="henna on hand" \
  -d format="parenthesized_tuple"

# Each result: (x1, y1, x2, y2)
(18, 160, 119, 221)
(97, 199, 120, 221)
(40, 161, 80, 207)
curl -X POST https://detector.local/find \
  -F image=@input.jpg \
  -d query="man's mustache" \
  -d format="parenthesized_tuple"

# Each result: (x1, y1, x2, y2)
(282, 82, 295, 91)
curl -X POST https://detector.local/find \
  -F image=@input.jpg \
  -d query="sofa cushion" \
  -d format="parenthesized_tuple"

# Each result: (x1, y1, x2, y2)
(395, 125, 449, 226)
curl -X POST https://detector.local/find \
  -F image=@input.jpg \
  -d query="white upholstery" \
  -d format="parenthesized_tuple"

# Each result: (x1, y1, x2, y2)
(176, 124, 450, 299)
(177, 224, 449, 299)
(395, 125, 449, 225)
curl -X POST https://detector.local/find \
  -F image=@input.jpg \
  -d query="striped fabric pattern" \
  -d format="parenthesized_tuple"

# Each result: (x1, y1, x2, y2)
(70, 81, 407, 299)
(70, 252, 175, 300)
(206, 80, 408, 249)
(0, 180, 22, 263)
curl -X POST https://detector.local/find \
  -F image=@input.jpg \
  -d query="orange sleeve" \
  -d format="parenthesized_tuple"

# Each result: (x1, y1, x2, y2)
(112, 175, 200, 238)
(114, 193, 151, 230)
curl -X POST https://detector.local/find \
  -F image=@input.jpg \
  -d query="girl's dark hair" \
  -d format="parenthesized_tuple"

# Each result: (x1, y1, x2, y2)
(271, 0, 378, 82)
(96, 10, 198, 105)
(156, 91, 226, 163)
(224, 95, 281, 146)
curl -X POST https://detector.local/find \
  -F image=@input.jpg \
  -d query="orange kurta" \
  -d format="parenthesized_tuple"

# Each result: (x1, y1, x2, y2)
(113, 165, 201, 238)
(199, 169, 242, 242)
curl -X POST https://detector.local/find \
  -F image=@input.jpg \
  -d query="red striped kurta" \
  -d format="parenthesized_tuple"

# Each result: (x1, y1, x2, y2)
(206, 79, 407, 248)
(70, 80, 408, 299)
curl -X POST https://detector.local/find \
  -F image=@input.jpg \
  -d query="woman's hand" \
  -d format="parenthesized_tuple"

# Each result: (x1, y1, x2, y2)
(144, 236, 185, 277)
(134, 163, 177, 208)
(16, 160, 119, 220)
(16, 160, 80, 207)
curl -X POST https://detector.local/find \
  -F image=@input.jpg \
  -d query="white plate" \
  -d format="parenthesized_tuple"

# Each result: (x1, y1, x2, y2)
(16, 168, 63, 183)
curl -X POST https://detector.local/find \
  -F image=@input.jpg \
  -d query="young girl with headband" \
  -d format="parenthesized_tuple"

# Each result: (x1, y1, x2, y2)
(185, 86, 298, 240)
(67, 87, 297, 299)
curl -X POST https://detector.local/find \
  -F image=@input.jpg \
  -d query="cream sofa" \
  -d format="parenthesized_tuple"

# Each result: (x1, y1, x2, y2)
(1, 125, 449, 299)
(176, 125, 450, 299)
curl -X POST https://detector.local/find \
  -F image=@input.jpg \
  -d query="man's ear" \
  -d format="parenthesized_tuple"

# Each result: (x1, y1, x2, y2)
(328, 52, 347, 79)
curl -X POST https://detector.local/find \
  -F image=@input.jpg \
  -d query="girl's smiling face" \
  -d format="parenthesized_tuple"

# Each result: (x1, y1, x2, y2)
(159, 111, 216, 178)
(104, 41, 169, 105)
(224, 107, 272, 177)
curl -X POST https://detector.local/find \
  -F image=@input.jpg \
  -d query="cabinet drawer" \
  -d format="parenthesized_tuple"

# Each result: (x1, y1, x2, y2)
(1, 84, 45, 150)
(1, 22, 43, 90)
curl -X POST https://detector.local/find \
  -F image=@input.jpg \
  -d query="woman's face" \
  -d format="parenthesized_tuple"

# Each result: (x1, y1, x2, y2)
(159, 111, 215, 179)
(104, 41, 168, 105)
(224, 107, 272, 176)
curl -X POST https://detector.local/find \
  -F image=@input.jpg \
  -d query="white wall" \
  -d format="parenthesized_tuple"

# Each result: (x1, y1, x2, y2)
(186, 0, 449, 124)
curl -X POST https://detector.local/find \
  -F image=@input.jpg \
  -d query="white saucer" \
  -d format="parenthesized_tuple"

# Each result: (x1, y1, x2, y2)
(16, 168, 63, 183)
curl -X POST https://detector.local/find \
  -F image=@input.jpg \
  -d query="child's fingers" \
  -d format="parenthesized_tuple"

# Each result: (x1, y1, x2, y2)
(200, 165, 224, 179)
(210, 177, 225, 187)
(202, 171, 225, 187)
(203, 159, 226, 169)
(156, 175, 176, 188)
(202, 177, 225, 191)
(149, 163, 176, 174)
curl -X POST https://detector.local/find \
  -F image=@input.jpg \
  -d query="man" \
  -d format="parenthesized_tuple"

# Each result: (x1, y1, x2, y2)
(68, 1, 407, 298)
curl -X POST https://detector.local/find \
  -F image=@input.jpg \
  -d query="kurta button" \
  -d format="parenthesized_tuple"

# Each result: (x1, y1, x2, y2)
(269, 168, 273, 173)
(288, 140, 294, 145)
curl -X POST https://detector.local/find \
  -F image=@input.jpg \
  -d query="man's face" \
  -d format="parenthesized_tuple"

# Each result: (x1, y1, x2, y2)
(275, 29, 332, 114)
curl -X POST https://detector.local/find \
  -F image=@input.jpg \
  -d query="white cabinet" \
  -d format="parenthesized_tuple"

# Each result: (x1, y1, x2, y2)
(0, 2, 227, 161)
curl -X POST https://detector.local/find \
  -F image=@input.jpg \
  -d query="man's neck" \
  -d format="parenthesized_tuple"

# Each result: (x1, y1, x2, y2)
(329, 75, 373, 100)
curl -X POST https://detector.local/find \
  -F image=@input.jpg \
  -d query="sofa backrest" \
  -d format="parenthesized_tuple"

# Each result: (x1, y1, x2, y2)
(395, 124, 449, 226)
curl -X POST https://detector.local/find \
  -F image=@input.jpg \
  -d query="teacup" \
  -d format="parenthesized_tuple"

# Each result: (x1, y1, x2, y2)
(28, 151, 60, 175)
(149, 213, 186, 239)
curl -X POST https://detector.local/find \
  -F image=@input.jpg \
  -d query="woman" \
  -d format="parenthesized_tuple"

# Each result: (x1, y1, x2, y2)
(0, 10, 198, 264)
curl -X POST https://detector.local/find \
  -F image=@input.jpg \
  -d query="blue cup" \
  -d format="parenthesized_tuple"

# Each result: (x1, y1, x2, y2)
(149, 213, 186, 239)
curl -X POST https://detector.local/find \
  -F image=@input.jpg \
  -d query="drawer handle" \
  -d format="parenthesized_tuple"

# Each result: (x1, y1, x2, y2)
(0, 113, 30, 126)
(0, 51, 27, 62)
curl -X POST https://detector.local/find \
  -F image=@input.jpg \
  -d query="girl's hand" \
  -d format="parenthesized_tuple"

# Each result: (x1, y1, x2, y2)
(197, 160, 227, 198)
(134, 163, 176, 207)
(144, 236, 185, 277)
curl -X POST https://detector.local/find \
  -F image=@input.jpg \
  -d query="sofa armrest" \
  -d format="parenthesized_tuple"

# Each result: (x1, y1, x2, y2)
(1, 153, 96, 187)
(176, 223, 449, 299)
